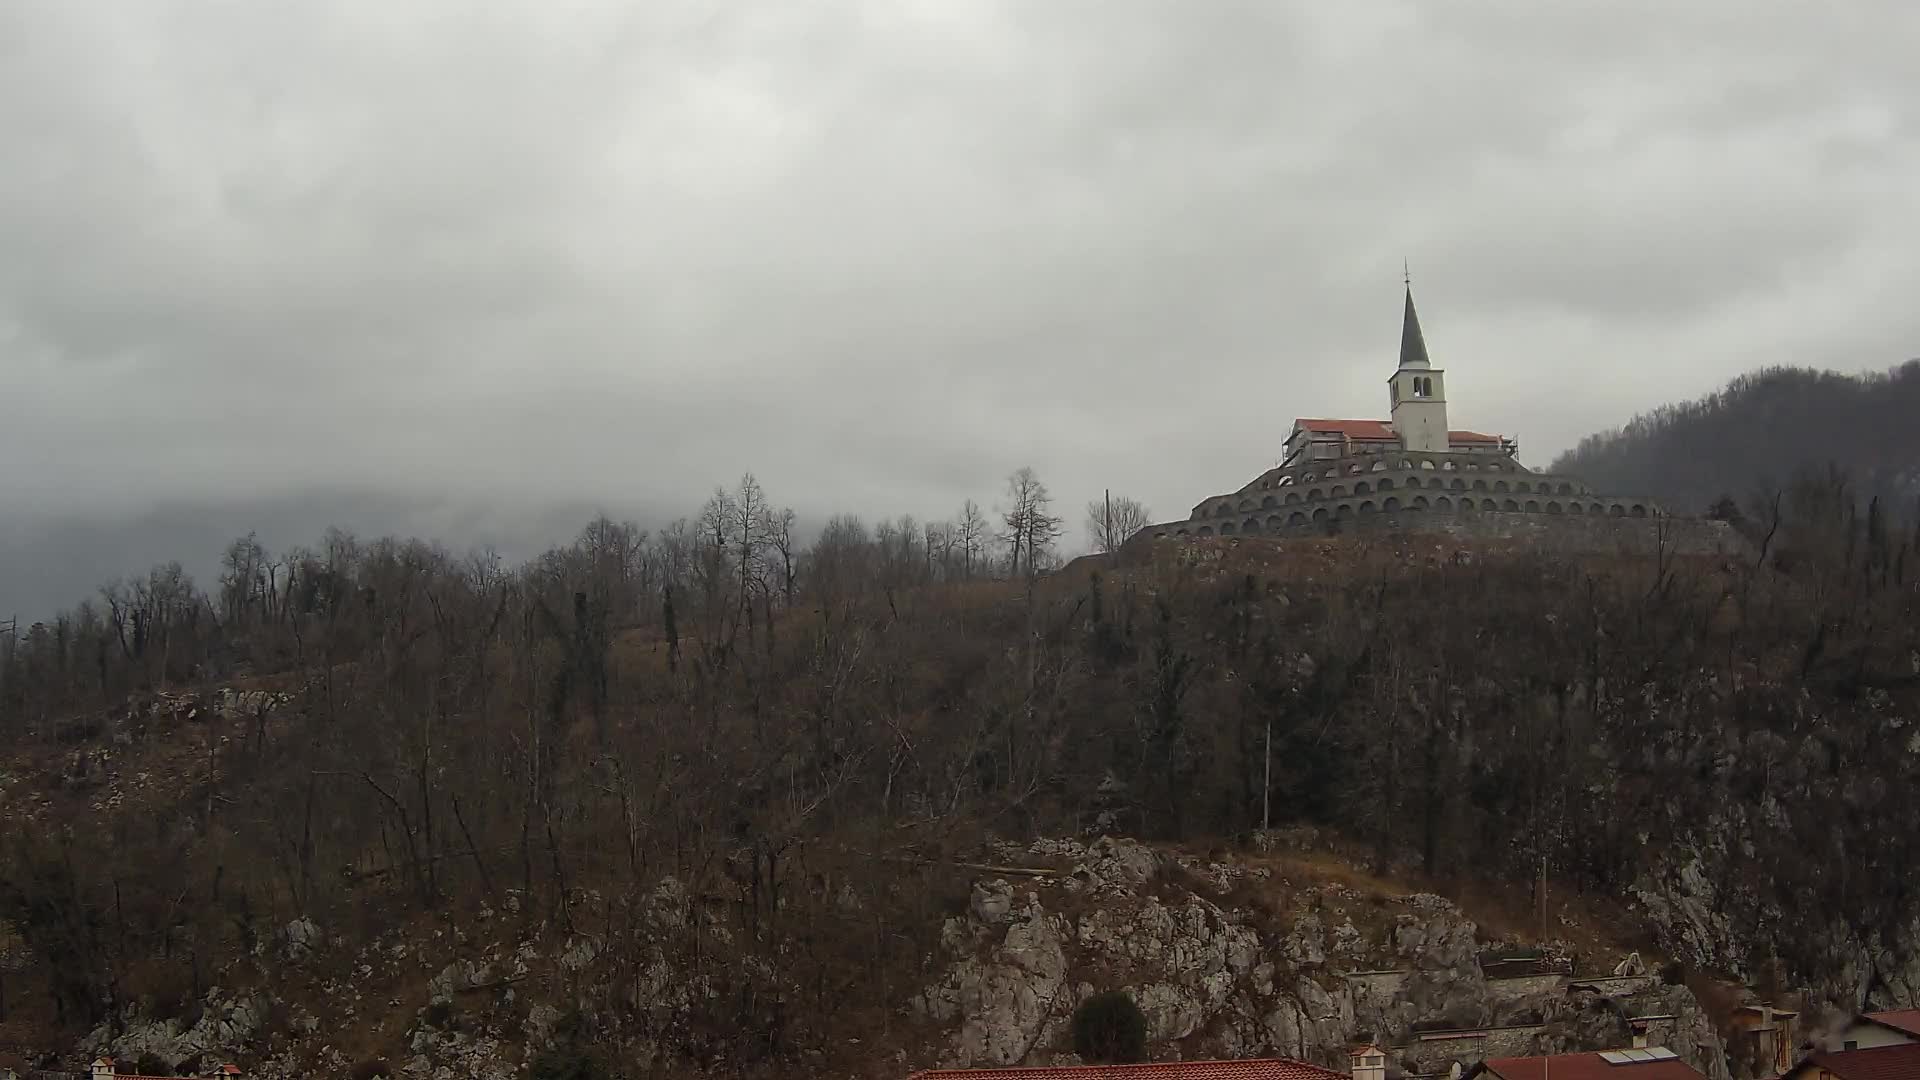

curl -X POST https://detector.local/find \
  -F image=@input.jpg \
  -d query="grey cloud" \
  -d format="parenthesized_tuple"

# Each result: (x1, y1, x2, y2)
(2, 0, 1917, 614)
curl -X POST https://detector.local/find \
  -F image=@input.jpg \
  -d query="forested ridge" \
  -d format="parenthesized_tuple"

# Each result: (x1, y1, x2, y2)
(1, 463, 1919, 1076)
(1551, 361, 1920, 512)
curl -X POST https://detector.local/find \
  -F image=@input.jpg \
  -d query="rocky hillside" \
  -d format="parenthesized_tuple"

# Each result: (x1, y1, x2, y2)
(54, 833, 1732, 1080)
(4, 473, 1919, 1077)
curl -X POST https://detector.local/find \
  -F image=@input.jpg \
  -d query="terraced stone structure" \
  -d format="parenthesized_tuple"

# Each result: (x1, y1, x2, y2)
(1133, 286, 1672, 546)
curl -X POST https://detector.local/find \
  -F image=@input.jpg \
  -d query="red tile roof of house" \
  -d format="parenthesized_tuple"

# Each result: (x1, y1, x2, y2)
(1792, 1043, 1920, 1080)
(1865, 1009, 1920, 1037)
(1448, 429, 1505, 444)
(1479, 1051, 1706, 1080)
(907, 1058, 1348, 1080)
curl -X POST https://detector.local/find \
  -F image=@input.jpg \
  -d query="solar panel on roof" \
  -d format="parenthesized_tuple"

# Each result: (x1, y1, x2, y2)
(1600, 1052, 1633, 1065)
(1646, 1049, 1677, 1061)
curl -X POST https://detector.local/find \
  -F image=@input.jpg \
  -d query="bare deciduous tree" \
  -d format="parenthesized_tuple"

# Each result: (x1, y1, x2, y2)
(1085, 493, 1152, 554)
(999, 467, 1063, 579)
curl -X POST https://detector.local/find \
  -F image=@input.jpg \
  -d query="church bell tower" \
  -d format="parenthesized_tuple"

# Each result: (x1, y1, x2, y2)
(1388, 284, 1448, 453)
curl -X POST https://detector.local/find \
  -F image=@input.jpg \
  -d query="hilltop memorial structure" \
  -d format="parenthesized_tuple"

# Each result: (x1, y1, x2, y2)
(1129, 286, 1730, 552)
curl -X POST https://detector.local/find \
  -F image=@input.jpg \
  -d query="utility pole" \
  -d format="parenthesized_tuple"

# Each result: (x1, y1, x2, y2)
(1539, 855, 1549, 941)
(1262, 717, 1273, 833)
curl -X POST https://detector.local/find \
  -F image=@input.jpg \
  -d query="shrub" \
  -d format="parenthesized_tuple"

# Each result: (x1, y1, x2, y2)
(134, 1053, 174, 1077)
(1072, 990, 1148, 1064)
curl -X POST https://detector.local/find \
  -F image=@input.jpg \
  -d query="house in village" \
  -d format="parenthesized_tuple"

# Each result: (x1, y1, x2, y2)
(1824, 1010, 1920, 1053)
(1463, 1048, 1708, 1080)
(1781, 1042, 1920, 1080)
(1728, 1003, 1802, 1078)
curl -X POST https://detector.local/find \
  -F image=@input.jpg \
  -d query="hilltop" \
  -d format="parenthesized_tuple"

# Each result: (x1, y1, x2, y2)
(1, 472, 1918, 1078)
(1551, 362, 1920, 513)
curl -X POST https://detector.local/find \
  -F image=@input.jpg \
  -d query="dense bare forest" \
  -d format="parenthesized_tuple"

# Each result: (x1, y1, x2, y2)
(1551, 362, 1920, 513)
(1, 464, 1918, 1076)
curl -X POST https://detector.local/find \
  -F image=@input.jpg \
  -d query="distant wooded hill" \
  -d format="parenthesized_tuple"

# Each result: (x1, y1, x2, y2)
(1551, 361, 1920, 513)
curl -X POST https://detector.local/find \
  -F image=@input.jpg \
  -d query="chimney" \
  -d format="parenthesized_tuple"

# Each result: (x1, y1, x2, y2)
(1352, 1045, 1388, 1080)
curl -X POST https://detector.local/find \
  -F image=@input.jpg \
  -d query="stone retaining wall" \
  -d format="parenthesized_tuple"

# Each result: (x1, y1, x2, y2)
(1133, 509, 1738, 558)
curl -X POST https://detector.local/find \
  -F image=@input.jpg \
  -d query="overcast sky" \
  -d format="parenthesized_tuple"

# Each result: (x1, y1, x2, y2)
(3, 1, 1919, 612)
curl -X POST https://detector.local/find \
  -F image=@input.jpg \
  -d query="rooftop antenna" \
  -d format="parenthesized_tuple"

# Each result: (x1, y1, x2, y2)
(1403, 258, 1411, 288)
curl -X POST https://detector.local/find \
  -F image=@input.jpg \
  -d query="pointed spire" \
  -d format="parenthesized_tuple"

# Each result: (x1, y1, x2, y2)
(1399, 283, 1431, 369)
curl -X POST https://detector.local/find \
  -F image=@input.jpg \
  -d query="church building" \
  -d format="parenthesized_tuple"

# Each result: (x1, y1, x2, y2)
(1132, 286, 1665, 544)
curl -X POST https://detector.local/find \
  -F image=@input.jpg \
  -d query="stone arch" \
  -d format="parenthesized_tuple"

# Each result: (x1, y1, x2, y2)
(1311, 508, 1329, 522)
(1308, 488, 1323, 501)
(1198, 526, 1215, 537)
(1239, 498, 1255, 512)
(1512, 480, 1530, 493)
(1412, 495, 1430, 510)
(1473, 479, 1489, 491)
(1608, 504, 1625, 517)
(1348, 463, 1364, 476)
(1451, 478, 1467, 491)
(1336, 503, 1354, 517)
(1464, 462, 1480, 471)
(1442, 460, 1458, 471)
(1482, 498, 1498, 511)
(1262, 495, 1278, 509)
(1277, 475, 1294, 486)
(1546, 501, 1562, 514)
(1287, 511, 1307, 526)
(1370, 459, 1388, 472)
(1356, 481, 1372, 495)
(1557, 482, 1573, 495)
(1245, 518, 1261, 533)
(1332, 484, 1347, 497)
(1503, 498, 1520, 511)
(1221, 521, 1237, 535)
(1359, 500, 1377, 514)
(1285, 492, 1301, 505)
(1566, 502, 1583, 515)
(1495, 480, 1510, 493)
(1175, 528, 1190, 537)
(1435, 496, 1452, 511)
(1526, 499, 1541, 512)
(1630, 504, 1648, 517)
(1373, 477, 1392, 491)
(1383, 496, 1401, 512)
(1419, 459, 1437, 470)
(1218, 502, 1235, 517)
